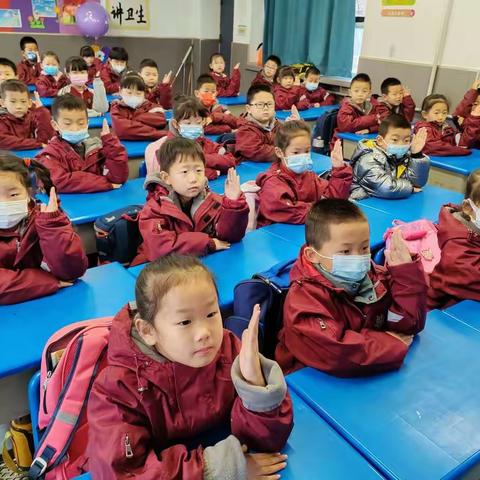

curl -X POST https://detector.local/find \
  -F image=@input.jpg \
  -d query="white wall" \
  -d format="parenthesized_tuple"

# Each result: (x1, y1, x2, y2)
(233, 0, 264, 62)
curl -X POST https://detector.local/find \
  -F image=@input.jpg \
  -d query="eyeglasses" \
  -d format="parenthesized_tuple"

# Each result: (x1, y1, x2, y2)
(249, 102, 275, 110)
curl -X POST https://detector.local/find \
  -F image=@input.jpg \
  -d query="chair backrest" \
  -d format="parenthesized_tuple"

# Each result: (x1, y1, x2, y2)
(311, 109, 338, 155)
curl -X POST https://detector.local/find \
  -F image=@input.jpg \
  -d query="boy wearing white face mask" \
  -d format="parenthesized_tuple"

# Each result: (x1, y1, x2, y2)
(428, 170, 480, 309)
(0, 154, 87, 305)
(36, 51, 68, 97)
(99, 46, 128, 94)
(36, 94, 128, 193)
(350, 114, 430, 201)
(276, 198, 427, 377)
(58, 56, 108, 117)
(110, 74, 167, 141)
(300, 66, 335, 108)
(255, 120, 352, 227)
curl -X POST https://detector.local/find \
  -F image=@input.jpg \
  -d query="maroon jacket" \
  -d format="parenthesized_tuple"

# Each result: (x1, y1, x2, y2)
(204, 104, 242, 135)
(276, 249, 427, 377)
(134, 182, 248, 264)
(210, 70, 241, 97)
(35, 74, 68, 97)
(17, 59, 41, 85)
(251, 71, 274, 88)
(87, 58, 102, 83)
(235, 117, 280, 163)
(414, 119, 480, 156)
(145, 83, 172, 109)
(453, 88, 479, 119)
(336, 98, 379, 133)
(60, 86, 94, 109)
(87, 305, 293, 479)
(299, 85, 336, 107)
(376, 95, 416, 122)
(255, 162, 353, 227)
(36, 134, 128, 193)
(428, 204, 480, 309)
(99, 63, 122, 94)
(273, 85, 309, 111)
(0, 107, 54, 150)
(0, 205, 87, 305)
(110, 100, 167, 140)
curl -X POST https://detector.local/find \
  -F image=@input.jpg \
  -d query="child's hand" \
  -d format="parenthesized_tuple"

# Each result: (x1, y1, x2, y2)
(58, 280, 74, 288)
(314, 102, 320, 108)
(111, 183, 122, 189)
(234, 63, 240, 70)
(402, 86, 411, 97)
(162, 70, 172, 84)
(385, 229, 412, 266)
(40, 187, 58, 213)
(212, 238, 230, 250)
(33, 91, 43, 108)
(54, 71, 63, 81)
(204, 116, 213, 126)
(285, 104, 300, 122)
(224, 167, 241, 200)
(294, 75, 301, 86)
(244, 446, 288, 479)
(101, 118, 110, 136)
(386, 331, 413, 346)
(413, 187, 422, 193)
(410, 127, 427, 154)
(330, 139, 345, 168)
(239, 304, 265, 386)
(149, 107, 165, 113)
(471, 80, 480, 91)
(355, 129, 369, 135)
(471, 104, 480, 117)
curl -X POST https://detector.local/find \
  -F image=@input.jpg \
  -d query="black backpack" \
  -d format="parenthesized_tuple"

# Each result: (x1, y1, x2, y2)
(311, 109, 338, 155)
(94, 205, 142, 265)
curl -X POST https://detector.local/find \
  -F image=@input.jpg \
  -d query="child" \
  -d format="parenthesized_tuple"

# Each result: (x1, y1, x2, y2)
(414, 94, 480, 156)
(36, 51, 68, 97)
(58, 56, 108, 117)
(300, 66, 335, 107)
(110, 74, 167, 140)
(17, 36, 41, 85)
(336, 73, 379, 136)
(0, 79, 54, 150)
(0, 154, 87, 305)
(251, 54, 281, 87)
(99, 46, 128, 94)
(209, 52, 241, 97)
(80, 45, 102, 83)
(87, 255, 293, 478)
(139, 58, 173, 109)
(145, 96, 236, 181)
(428, 169, 480, 309)
(276, 198, 427, 377)
(273, 66, 310, 111)
(194, 74, 240, 135)
(256, 120, 352, 227)
(36, 94, 128, 193)
(376, 77, 415, 122)
(0, 58, 17, 84)
(133, 137, 249, 264)
(350, 114, 430, 200)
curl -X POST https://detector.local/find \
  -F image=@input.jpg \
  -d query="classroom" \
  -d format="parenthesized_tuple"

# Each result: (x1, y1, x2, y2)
(0, 0, 480, 478)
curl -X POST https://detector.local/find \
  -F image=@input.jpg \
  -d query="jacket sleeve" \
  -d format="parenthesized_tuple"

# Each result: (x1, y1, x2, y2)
(274, 88, 294, 110)
(204, 122, 232, 135)
(375, 102, 392, 121)
(322, 164, 353, 199)
(33, 107, 55, 145)
(111, 108, 166, 141)
(17, 63, 29, 83)
(210, 107, 239, 129)
(407, 153, 430, 188)
(153, 83, 172, 109)
(202, 139, 237, 173)
(35, 75, 66, 97)
(135, 109, 167, 129)
(296, 88, 310, 111)
(217, 69, 241, 97)
(337, 105, 378, 133)
(235, 127, 276, 162)
(0, 120, 43, 150)
(421, 125, 471, 156)
(92, 77, 109, 114)
(402, 95, 416, 122)
(385, 259, 427, 334)
(458, 115, 480, 148)
(101, 132, 129, 184)
(282, 283, 409, 376)
(214, 196, 249, 243)
(35, 210, 87, 280)
(100, 68, 120, 94)
(453, 88, 478, 119)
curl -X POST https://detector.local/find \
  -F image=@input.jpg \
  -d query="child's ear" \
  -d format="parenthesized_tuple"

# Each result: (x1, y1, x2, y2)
(274, 146, 284, 161)
(160, 170, 171, 185)
(304, 246, 319, 264)
(51, 119, 59, 132)
(171, 119, 179, 131)
(134, 317, 158, 347)
(462, 199, 475, 219)
(194, 89, 200, 97)
(421, 110, 428, 120)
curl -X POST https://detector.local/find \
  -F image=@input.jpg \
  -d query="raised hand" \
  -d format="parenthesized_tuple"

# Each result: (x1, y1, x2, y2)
(385, 228, 412, 266)
(410, 127, 427, 154)
(330, 139, 345, 168)
(33, 91, 43, 108)
(224, 167, 241, 200)
(162, 70, 173, 84)
(402, 86, 411, 97)
(285, 104, 300, 122)
(40, 187, 58, 213)
(101, 118, 110, 136)
(212, 238, 230, 251)
(234, 63, 240, 70)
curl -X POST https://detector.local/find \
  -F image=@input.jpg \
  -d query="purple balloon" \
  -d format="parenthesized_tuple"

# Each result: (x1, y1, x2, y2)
(76, 2, 109, 38)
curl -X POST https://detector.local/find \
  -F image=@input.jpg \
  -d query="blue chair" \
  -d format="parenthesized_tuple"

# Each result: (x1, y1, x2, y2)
(373, 247, 385, 265)
(138, 160, 147, 177)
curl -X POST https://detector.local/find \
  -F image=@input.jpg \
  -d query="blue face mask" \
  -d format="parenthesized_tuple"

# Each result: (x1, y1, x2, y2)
(386, 143, 410, 159)
(26, 51, 37, 62)
(44, 65, 59, 76)
(179, 124, 204, 141)
(312, 247, 371, 282)
(60, 128, 89, 144)
(285, 153, 313, 174)
(305, 82, 319, 92)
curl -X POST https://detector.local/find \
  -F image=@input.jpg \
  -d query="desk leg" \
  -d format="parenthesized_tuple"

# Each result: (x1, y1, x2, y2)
(342, 139, 357, 160)
(74, 222, 96, 254)
(428, 167, 467, 193)
(128, 158, 143, 179)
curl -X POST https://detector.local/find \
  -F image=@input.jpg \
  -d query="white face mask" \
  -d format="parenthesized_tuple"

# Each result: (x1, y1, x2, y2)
(468, 199, 480, 228)
(112, 64, 125, 74)
(123, 95, 144, 109)
(0, 198, 29, 229)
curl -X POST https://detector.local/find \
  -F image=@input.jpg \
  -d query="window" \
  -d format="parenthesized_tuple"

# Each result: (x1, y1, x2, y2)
(353, 0, 366, 75)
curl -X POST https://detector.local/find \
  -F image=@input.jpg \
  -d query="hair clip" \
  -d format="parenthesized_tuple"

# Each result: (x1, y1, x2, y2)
(23, 157, 32, 168)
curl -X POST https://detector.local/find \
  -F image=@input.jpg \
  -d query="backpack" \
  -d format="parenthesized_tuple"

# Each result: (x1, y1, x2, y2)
(311, 109, 338, 155)
(383, 219, 441, 273)
(241, 180, 261, 232)
(29, 318, 113, 480)
(290, 63, 315, 82)
(224, 259, 294, 358)
(94, 205, 142, 265)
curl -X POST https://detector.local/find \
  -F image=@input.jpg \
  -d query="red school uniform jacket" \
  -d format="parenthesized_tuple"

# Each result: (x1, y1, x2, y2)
(251, 71, 274, 88)
(453, 88, 479, 120)
(273, 84, 310, 111)
(255, 161, 353, 227)
(376, 95, 416, 122)
(0, 107, 54, 150)
(336, 98, 379, 133)
(36, 134, 128, 193)
(204, 103, 242, 135)
(210, 69, 241, 97)
(35, 73, 68, 97)
(99, 63, 122, 94)
(87, 58, 102, 83)
(299, 85, 336, 107)
(145, 83, 172, 109)
(17, 59, 42, 85)
(58, 85, 94, 109)
(0, 205, 87, 305)
(428, 204, 480, 309)
(414, 119, 480, 156)
(87, 304, 293, 480)
(275, 249, 427, 377)
(110, 100, 167, 141)
(133, 181, 249, 264)
(234, 117, 280, 163)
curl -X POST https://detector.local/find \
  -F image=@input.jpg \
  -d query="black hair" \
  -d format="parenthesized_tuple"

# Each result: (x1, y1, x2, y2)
(381, 77, 402, 95)
(277, 66, 295, 81)
(351, 73, 371, 87)
(305, 66, 321, 77)
(109, 47, 128, 62)
(156, 137, 205, 173)
(265, 55, 281, 67)
(275, 120, 311, 151)
(0, 58, 17, 75)
(173, 95, 208, 121)
(246, 84, 273, 104)
(209, 52, 224, 64)
(51, 94, 87, 120)
(421, 94, 449, 112)
(20, 36, 38, 50)
(65, 56, 88, 73)
(378, 114, 411, 137)
(196, 73, 216, 89)
(80, 45, 95, 57)
(120, 74, 145, 92)
(0, 79, 28, 99)
(139, 58, 158, 70)
(43, 51, 60, 64)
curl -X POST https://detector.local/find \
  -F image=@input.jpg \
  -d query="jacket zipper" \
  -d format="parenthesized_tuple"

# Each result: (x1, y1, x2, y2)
(42, 370, 52, 415)
(124, 434, 134, 458)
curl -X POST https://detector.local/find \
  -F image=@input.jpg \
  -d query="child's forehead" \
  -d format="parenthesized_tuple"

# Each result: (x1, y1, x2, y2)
(211, 56, 224, 63)
(4, 89, 29, 99)
(384, 126, 411, 137)
(0, 171, 26, 187)
(141, 66, 157, 73)
(56, 107, 88, 120)
(173, 153, 204, 166)
(23, 43, 37, 50)
(199, 82, 216, 90)
(328, 220, 370, 240)
(251, 91, 274, 102)
(306, 72, 320, 79)
(387, 84, 402, 93)
(0, 65, 15, 72)
(351, 81, 371, 89)
(430, 102, 448, 110)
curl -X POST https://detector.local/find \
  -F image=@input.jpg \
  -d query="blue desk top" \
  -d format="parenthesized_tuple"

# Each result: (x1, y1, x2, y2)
(0, 262, 135, 378)
(121, 140, 149, 159)
(443, 300, 480, 333)
(217, 94, 247, 106)
(276, 105, 338, 121)
(430, 148, 480, 176)
(338, 132, 377, 142)
(9, 148, 41, 159)
(40, 94, 117, 107)
(88, 112, 111, 129)
(358, 185, 463, 223)
(287, 309, 480, 480)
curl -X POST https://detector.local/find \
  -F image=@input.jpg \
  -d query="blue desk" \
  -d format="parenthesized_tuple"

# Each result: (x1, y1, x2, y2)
(121, 140, 150, 159)
(9, 148, 41, 158)
(88, 113, 111, 129)
(338, 132, 377, 143)
(40, 94, 117, 108)
(443, 300, 480, 333)
(217, 94, 247, 106)
(205, 134, 220, 142)
(429, 148, 480, 176)
(0, 263, 135, 378)
(287, 309, 480, 480)
(276, 105, 338, 122)
(208, 164, 259, 194)
(358, 185, 463, 223)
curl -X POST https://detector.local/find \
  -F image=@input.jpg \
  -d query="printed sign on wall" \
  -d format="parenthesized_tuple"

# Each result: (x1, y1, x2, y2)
(106, 0, 149, 30)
